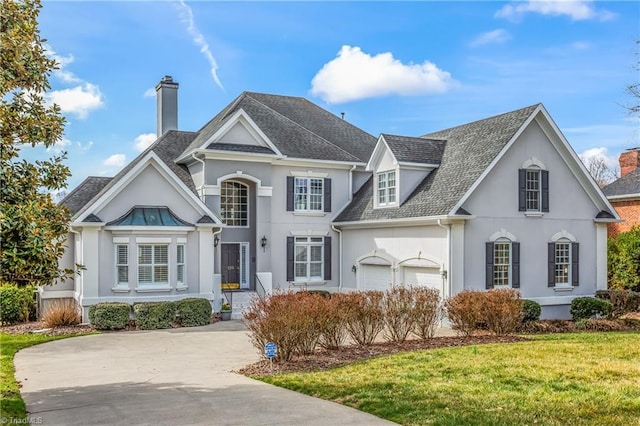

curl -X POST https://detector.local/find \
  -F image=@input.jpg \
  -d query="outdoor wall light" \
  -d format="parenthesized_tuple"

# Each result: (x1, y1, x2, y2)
(214, 235, 219, 247)
(261, 235, 268, 248)
(351, 265, 357, 273)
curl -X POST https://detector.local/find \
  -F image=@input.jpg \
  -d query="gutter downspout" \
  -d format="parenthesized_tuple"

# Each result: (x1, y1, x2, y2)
(348, 164, 356, 201)
(331, 225, 343, 292)
(191, 152, 206, 199)
(436, 219, 451, 300)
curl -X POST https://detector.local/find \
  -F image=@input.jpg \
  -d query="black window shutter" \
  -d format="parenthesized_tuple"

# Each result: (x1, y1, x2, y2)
(518, 169, 526, 211)
(486, 242, 494, 289)
(541, 170, 549, 212)
(286, 236, 294, 281)
(286, 176, 294, 211)
(548, 242, 556, 287)
(571, 242, 579, 286)
(512, 242, 520, 289)
(323, 178, 332, 212)
(324, 236, 332, 280)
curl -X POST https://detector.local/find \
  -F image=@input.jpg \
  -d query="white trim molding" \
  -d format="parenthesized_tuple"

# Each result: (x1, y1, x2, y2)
(522, 157, 547, 169)
(550, 229, 577, 242)
(289, 230, 330, 237)
(290, 170, 329, 178)
(489, 229, 518, 242)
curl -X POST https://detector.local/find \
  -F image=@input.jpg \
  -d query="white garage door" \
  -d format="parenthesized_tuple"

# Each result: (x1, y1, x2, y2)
(403, 266, 441, 291)
(360, 264, 393, 291)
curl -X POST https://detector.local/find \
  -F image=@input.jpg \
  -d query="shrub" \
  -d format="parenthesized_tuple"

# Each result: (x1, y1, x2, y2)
(42, 299, 81, 328)
(382, 285, 417, 343)
(341, 291, 385, 346)
(318, 293, 349, 350)
(570, 297, 612, 321)
(133, 301, 176, 329)
(445, 291, 485, 336)
(607, 226, 640, 291)
(305, 290, 332, 298)
(176, 298, 212, 327)
(595, 290, 640, 317)
(522, 299, 542, 322)
(243, 291, 327, 361)
(482, 289, 523, 335)
(89, 302, 130, 330)
(413, 287, 441, 339)
(0, 283, 36, 325)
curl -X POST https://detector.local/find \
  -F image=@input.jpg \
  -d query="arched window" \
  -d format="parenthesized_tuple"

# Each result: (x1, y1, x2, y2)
(549, 231, 578, 288)
(486, 230, 520, 289)
(519, 158, 549, 213)
(221, 181, 248, 227)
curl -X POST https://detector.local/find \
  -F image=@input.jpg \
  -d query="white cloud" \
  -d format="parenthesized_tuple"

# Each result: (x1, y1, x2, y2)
(104, 153, 126, 167)
(46, 83, 104, 119)
(579, 147, 618, 170)
(177, 0, 224, 90)
(470, 29, 511, 47)
(496, 1, 616, 22)
(143, 87, 156, 98)
(134, 133, 157, 152)
(76, 141, 94, 151)
(310, 45, 458, 104)
(46, 137, 72, 154)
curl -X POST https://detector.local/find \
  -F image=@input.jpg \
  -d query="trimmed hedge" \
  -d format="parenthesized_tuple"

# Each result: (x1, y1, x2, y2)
(133, 301, 176, 330)
(570, 297, 612, 321)
(522, 299, 541, 322)
(0, 283, 36, 325)
(176, 298, 212, 327)
(89, 302, 130, 330)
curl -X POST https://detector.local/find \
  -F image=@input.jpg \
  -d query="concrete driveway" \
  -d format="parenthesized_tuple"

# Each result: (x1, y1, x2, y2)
(15, 321, 395, 426)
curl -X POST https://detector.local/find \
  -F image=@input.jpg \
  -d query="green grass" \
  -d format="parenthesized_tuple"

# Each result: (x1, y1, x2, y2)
(260, 333, 640, 425)
(0, 333, 91, 425)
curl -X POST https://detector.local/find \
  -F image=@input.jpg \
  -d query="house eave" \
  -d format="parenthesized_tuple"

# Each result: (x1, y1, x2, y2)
(607, 193, 640, 201)
(333, 214, 473, 229)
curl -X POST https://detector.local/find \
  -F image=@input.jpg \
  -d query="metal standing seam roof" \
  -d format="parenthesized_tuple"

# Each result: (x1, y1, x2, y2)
(180, 92, 377, 163)
(335, 104, 541, 222)
(603, 168, 640, 197)
(106, 206, 192, 226)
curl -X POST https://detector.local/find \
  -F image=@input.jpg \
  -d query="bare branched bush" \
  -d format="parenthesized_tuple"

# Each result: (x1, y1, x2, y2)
(342, 291, 385, 346)
(482, 289, 523, 335)
(444, 291, 485, 336)
(318, 293, 349, 350)
(382, 285, 417, 342)
(42, 299, 81, 328)
(413, 287, 441, 339)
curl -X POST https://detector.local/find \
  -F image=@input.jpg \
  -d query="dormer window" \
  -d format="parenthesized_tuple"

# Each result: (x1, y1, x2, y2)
(377, 170, 397, 206)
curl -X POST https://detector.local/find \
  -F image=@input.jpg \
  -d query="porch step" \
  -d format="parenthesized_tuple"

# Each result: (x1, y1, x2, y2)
(227, 291, 257, 320)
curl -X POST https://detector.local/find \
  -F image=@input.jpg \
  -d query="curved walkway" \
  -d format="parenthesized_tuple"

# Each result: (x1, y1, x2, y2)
(15, 321, 395, 426)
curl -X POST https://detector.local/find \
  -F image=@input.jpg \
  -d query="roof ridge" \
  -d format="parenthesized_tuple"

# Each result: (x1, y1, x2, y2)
(245, 93, 364, 162)
(195, 92, 249, 134)
(422, 103, 541, 137)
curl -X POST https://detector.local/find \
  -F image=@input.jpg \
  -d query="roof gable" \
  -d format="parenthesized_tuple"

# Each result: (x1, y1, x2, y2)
(603, 168, 640, 198)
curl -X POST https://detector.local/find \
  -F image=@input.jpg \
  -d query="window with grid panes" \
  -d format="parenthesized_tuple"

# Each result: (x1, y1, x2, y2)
(526, 169, 541, 211)
(138, 245, 169, 285)
(294, 237, 323, 280)
(294, 177, 323, 211)
(554, 241, 571, 285)
(221, 181, 248, 226)
(377, 170, 396, 206)
(493, 241, 511, 286)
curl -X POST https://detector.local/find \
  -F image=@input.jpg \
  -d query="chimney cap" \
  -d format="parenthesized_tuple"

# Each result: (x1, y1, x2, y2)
(156, 75, 179, 90)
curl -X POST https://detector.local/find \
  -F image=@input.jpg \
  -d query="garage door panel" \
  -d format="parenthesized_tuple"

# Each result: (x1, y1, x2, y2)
(403, 266, 441, 291)
(360, 264, 392, 291)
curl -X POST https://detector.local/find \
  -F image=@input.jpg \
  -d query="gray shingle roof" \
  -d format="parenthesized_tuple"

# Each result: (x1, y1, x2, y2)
(206, 142, 275, 155)
(60, 176, 112, 215)
(181, 92, 376, 163)
(70, 130, 198, 220)
(335, 104, 540, 222)
(382, 134, 446, 165)
(603, 168, 640, 197)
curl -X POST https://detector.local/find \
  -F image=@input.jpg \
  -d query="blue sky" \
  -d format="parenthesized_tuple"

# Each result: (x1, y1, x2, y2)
(31, 0, 639, 191)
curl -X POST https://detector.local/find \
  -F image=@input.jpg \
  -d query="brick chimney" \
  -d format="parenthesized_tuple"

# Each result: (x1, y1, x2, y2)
(155, 75, 178, 137)
(619, 147, 640, 177)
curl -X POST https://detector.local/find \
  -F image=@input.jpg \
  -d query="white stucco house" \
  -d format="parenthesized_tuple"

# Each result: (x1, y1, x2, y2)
(46, 76, 619, 320)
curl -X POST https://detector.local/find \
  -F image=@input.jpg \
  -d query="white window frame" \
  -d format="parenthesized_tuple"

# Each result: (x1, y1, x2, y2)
(294, 177, 324, 212)
(525, 168, 541, 212)
(376, 170, 397, 207)
(115, 244, 129, 288)
(138, 244, 169, 286)
(554, 240, 572, 286)
(220, 180, 249, 227)
(176, 244, 185, 285)
(294, 237, 324, 281)
(493, 239, 511, 287)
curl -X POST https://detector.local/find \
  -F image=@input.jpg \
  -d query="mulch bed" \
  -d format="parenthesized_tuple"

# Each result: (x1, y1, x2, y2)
(239, 335, 530, 377)
(0, 321, 96, 336)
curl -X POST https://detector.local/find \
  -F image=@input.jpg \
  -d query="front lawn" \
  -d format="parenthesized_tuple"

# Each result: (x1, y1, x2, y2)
(0, 333, 91, 425)
(259, 332, 640, 425)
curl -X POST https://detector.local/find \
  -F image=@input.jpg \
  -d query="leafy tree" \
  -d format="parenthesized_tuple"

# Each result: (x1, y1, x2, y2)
(608, 226, 640, 291)
(0, 0, 72, 286)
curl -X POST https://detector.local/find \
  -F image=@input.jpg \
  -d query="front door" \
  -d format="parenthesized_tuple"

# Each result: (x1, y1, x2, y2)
(221, 243, 240, 290)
